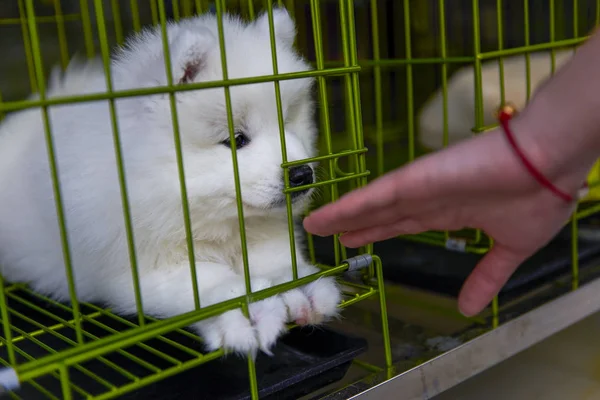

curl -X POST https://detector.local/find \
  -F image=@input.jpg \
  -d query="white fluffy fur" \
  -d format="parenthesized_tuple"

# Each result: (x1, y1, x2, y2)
(0, 9, 341, 356)
(418, 49, 575, 151)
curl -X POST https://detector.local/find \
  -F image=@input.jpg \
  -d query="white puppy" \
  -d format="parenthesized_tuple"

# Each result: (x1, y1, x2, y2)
(418, 49, 574, 151)
(0, 9, 341, 356)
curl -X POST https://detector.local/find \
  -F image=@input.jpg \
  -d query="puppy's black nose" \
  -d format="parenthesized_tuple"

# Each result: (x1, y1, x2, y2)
(288, 165, 313, 187)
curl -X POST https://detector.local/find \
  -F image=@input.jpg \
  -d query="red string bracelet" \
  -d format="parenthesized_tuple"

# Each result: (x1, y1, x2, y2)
(496, 103, 587, 203)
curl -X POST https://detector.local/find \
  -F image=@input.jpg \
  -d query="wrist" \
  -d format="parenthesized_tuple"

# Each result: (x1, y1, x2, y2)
(505, 100, 596, 198)
(513, 37, 600, 182)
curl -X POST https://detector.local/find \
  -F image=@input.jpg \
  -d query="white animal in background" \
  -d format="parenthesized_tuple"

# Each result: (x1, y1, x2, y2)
(0, 9, 341, 357)
(417, 49, 574, 151)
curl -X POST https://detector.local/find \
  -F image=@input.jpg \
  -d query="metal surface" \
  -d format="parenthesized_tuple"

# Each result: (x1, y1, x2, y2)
(0, 367, 19, 393)
(342, 255, 374, 271)
(349, 276, 600, 400)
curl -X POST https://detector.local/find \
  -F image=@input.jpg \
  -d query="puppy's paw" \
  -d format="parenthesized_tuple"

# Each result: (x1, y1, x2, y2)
(281, 288, 313, 325)
(248, 295, 288, 355)
(195, 278, 289, 357)
(197, 309, 259, 356)
(303, 276, 341, 321)
(283, 276, 341, 326)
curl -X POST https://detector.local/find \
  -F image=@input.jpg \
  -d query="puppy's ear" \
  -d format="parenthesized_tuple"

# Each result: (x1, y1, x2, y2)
(169, 28, 215, 84)
(255, 8, 296, 48)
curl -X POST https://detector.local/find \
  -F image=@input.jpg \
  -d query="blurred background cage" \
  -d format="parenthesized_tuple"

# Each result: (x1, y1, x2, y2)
(2, 0, 600, 399)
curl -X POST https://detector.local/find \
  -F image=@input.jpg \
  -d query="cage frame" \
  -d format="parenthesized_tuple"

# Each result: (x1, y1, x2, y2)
(1, 0, 600, 399)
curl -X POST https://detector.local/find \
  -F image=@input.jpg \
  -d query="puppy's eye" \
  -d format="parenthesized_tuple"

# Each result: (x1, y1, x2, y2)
(221, 131, 251, 149)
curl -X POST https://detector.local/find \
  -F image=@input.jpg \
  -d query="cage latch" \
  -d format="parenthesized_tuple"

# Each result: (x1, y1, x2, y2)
(445, 238, 467, 252)
(342, 254, 373, 271)
(0, 367, 19, 394)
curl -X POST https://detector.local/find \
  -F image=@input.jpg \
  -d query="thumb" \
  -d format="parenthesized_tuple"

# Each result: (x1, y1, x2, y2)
(458, 244, 528, 317)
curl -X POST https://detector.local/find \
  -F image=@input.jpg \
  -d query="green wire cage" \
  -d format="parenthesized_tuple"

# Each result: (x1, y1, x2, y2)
(2, 1, 600, 399)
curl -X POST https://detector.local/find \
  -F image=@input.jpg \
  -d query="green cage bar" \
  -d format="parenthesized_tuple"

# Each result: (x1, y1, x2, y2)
(0, 1, 599, 399)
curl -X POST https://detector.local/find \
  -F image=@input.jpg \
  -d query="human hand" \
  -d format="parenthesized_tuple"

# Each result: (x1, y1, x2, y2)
(303, 116, 590, 317)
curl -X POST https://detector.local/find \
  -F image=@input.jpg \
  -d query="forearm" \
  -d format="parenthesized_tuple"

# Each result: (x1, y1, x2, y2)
(514, 27, 600, 181)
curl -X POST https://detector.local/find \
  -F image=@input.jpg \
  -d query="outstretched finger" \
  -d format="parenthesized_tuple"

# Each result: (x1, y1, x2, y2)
(305, 204, 408, 241)
(338, 218, 445, 248)
(303, 180, 399, 236)
(457, 244, 529, 317)
(303, 163, 438, 237)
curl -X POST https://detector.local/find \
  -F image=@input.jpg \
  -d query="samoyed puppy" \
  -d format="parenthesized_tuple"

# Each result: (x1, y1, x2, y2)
(0, 9, 341, 356)
(418, 49, 574, 151)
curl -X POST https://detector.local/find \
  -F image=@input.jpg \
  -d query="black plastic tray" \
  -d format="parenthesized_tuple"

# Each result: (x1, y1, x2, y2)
(123, 327, 367, 400)
(2, 288, 367, 400)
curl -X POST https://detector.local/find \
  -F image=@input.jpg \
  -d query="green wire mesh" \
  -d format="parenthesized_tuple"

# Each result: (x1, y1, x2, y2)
(354, 0, 600, 330)
(0, 1, 391, 399)
(1, 0, 600, 398)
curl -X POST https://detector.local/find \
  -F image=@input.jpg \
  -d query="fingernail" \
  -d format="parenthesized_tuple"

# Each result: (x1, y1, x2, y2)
(458, 302, 472, 317)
